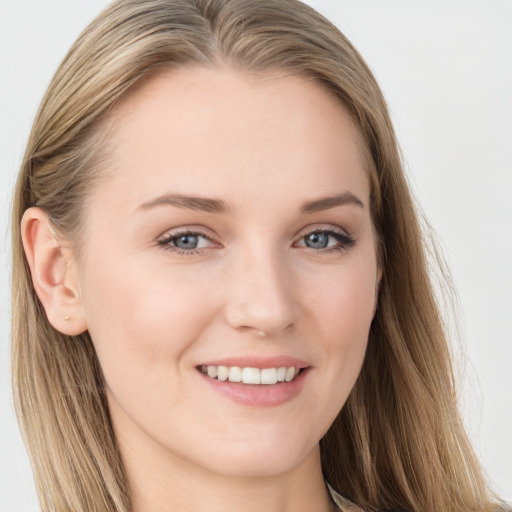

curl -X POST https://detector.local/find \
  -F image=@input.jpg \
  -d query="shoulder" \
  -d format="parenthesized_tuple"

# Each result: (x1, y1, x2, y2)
(327, 483, 510, 512)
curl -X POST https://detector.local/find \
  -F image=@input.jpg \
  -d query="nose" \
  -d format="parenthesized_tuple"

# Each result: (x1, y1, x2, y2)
(223, 245, 298, 338)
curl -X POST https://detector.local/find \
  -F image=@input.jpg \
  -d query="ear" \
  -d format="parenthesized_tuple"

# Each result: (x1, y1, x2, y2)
(21, 207, 88, 335)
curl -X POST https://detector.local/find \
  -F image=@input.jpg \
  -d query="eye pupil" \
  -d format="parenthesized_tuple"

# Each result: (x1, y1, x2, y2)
(305, 232, 329, 249)
(174, 234, 198, 249)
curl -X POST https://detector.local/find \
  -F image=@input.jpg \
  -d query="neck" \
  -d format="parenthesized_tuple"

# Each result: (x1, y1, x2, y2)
(120, 436, 334, 512)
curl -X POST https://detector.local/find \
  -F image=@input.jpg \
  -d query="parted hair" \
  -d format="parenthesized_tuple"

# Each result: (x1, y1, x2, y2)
(11, 1, 504, 511)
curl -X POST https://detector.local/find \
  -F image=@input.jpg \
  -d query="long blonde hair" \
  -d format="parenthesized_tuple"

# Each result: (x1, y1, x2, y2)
(11, 1, 504, 510)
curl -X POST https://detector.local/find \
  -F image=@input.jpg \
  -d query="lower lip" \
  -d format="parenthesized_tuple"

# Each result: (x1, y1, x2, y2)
(197, 368, 310, 407)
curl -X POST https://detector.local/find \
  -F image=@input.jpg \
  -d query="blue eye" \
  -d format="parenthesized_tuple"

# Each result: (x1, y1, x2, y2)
(158, 230, 215, 254)
(173, 234, 200, 249)
(298, 229, 355, 252)
(304, 232, 330, 249)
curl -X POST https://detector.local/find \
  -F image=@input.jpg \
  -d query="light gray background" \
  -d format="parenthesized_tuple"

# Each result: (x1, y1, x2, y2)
(1, 1, 511, 510)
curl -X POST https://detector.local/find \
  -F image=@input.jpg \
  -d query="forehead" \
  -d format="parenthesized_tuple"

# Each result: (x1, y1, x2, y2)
(92, 66, 369, 213)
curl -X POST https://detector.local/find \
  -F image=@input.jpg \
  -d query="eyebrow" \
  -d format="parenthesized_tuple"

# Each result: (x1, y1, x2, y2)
(135, 191, 364, 215)
(300, 192, 365, 213)
(136, 194, 229, 213)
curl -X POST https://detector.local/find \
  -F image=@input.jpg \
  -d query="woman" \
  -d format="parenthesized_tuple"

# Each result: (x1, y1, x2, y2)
(10, 0, 508, 511)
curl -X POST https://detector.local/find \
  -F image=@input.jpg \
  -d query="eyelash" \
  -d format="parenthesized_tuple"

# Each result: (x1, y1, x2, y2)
(297, 227, 356, 253)
(157, 229, 214, 256)
(157, 226, 355, 256)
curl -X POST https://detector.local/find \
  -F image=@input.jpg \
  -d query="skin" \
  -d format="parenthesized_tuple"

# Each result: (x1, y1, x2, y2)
(22, 66, 378, 512)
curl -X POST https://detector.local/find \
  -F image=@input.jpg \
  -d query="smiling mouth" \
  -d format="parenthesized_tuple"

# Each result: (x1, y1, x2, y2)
(198, 365, 305, 385)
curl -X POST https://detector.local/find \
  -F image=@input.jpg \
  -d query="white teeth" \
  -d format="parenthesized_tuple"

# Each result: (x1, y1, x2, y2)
(228, 366, 242, 382)
(285, 367, 296, 382)
(242, 367, 261, 384)
(201, 365, 302, 385)
(261, 368, 278, 384)
(217, 365, 229, 382)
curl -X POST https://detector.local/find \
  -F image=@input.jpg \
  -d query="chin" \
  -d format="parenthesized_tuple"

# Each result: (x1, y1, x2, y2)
(187, 430, 320, 478)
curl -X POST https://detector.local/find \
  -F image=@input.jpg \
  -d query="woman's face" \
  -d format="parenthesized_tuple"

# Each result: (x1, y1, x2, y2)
(76, 67, 380, 478)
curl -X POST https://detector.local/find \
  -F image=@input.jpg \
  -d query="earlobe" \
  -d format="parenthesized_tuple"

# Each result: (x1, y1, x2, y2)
(21, 207, 88, 335)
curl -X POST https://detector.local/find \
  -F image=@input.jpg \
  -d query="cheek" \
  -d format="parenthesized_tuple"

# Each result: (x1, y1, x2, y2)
(305, 251, 377, 393)
(310, 254, 377, 339)
(80, 260, 223, 446)
(80, 256, 217, 390)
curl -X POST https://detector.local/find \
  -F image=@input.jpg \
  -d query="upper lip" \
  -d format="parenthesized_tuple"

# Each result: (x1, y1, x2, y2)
(198, 356, 310, 369)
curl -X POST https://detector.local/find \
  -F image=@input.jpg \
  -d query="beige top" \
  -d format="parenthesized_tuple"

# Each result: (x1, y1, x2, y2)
(327, 482, 365, 512)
